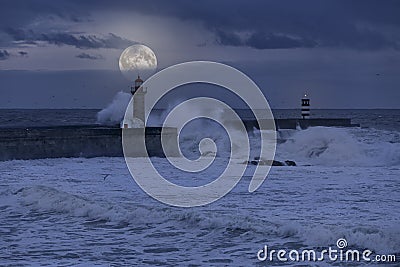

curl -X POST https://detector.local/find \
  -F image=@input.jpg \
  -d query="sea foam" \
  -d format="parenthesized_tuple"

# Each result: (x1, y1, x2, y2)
(97, 91, 131, 125)
(276, 127, 400, 167)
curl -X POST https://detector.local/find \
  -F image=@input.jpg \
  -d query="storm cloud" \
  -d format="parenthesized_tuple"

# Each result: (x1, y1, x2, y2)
(216, 30, 318, 49)
(1, 0, 400, 51)
(76, 53, 104, 60)
(174, 0, 400, 50)
(5, 28, 136, 49)
(0, 0, 399, 108)
(0, 50, 10, 60)
(0, 49, 29, 60)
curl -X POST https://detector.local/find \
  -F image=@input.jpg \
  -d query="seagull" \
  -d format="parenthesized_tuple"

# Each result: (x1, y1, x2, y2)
(102, 174, 111, 180)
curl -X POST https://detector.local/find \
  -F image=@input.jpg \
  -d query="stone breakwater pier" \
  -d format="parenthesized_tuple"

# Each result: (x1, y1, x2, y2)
(243, 118, 360, 131)
(0, 125, 178, 161)
(0, 117, 359, 161)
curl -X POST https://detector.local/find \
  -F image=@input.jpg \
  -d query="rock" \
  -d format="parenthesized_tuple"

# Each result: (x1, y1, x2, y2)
(244, 158, 296, 166)
(272, 160, 285, 166)
(284, 160, 297, 166)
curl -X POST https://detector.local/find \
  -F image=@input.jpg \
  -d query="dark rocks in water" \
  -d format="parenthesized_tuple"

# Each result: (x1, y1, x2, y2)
(272, 160, 297, 166)
(272, 160, 284, 166)
(245, 158, 296, 166)
(284, 160, 297, 166)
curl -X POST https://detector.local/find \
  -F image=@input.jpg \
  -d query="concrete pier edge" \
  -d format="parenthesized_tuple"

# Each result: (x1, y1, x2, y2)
(0, 118, 359, 161)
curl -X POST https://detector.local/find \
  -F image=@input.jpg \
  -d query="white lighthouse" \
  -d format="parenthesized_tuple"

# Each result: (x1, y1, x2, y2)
(121, 75, 146, 128)
(131, 75, 147, 124)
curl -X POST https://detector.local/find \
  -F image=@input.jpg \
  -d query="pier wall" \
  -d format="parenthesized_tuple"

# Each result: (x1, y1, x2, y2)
(0, 118, 359, 161)
(0, 126, 179, 161)
(244, 118, 359, 130)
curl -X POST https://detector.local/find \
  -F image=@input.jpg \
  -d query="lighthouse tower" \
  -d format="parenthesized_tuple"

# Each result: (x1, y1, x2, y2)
(301, 94, 310, 119)
(131, 75, 147, 124)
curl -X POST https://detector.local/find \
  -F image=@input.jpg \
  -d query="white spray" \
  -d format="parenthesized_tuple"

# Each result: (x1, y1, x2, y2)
(96, 92, 131, 125)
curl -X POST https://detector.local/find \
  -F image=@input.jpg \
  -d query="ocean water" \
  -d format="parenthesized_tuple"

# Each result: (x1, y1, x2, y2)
(1, 109, 400, 131)
(0, 109, 399, 266)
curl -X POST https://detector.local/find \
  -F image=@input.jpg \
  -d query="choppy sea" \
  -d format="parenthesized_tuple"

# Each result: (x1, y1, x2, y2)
(0, 109, 399, 266)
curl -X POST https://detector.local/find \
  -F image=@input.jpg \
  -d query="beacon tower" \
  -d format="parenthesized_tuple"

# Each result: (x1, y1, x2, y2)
(131, 75, 147, 124)
(301, 94, 310, 119)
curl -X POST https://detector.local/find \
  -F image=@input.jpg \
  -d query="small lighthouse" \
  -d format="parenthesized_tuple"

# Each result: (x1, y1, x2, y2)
(131, 75, 147, 124)
(301, 94, 310, 119)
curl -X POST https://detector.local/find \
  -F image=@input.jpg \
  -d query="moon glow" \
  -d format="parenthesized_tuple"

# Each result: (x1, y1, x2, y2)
(119, 44, 157, 81)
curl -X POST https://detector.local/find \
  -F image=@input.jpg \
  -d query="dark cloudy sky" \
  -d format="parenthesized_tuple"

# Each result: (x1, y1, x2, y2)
(0, 0, 399, 108)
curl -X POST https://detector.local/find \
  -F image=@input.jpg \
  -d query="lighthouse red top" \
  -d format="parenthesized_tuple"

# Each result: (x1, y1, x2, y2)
(135, 75, 143, 83)
(134, 75, 144, 91)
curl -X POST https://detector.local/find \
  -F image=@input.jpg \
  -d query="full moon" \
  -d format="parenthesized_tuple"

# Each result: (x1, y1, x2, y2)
(119, 44, 157, 81)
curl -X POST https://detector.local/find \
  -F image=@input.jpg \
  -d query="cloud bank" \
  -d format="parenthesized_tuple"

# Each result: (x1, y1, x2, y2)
(5, 28, 136, 49)
(1, 0, 399, 51)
